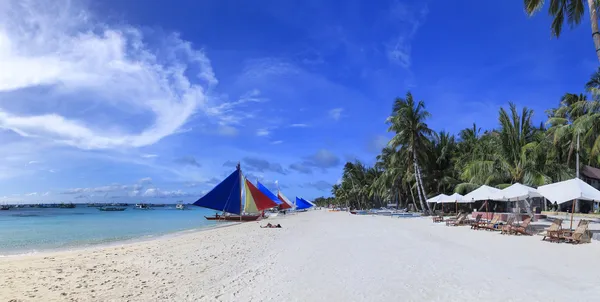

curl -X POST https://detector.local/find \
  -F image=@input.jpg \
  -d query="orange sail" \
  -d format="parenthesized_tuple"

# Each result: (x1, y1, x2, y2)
(245, 179, 279, 211)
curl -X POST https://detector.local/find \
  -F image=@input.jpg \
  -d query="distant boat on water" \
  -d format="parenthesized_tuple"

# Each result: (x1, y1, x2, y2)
(175, 203, 187, 210)
(193, 163, 279, 222)
(98, 207, 126, 212)
(135, 203, 151, 210)
(0, 205, 9, 211)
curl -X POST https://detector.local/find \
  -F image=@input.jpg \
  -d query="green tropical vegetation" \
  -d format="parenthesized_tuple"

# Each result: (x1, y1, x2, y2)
(318, 68, 600, 213)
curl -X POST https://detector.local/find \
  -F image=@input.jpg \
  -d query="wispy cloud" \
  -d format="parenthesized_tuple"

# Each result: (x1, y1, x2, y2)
(142, 188, 194, 198)
(271, 140, 283, 145)
(290, 123, 309, 128)
(242, 157, 287, 175)
(138, 177, 153, 185)
(302, 180, 333, 192)
(386, 2, 429, 69)
(174, 156, 202, 168)
(0, 0, 234, 150)
(141, 154, 158, 159)
(256, 128, 270, 136)
(289, 149, 341, 174)
(329, 108, 344, 121)
(28, 161, 40, 165)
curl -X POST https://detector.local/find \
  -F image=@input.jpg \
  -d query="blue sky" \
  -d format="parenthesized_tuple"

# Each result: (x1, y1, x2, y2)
(0, 0, 596, 203)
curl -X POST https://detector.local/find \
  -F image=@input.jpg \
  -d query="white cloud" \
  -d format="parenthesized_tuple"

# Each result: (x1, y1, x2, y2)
(329, 108, 344, 121)
(138, 177, 152, 184)
(256, 128, 270, 136)
(42, 192, 50, 196)
(25, 192, 38, 196)
(271, 140, 283, 145)
(28, 160, 40, 165)
(141, 154, 158, 159)
(217, 125, 238, 136)
(290, 123, 309, 128)
(386, 2, 428, 69)
(62, 183, 142, 194)
(0, 0, 219, 150)
(142, 188, 192, 198)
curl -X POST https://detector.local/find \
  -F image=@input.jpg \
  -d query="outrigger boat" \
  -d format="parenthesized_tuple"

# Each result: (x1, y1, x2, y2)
(194, 163, 280, 222)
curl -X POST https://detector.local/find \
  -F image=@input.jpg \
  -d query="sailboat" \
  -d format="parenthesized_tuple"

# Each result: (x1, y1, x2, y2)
(277, 190, 294, 211)
(193, 163, 279, 221)
(295, 197, 313, 211)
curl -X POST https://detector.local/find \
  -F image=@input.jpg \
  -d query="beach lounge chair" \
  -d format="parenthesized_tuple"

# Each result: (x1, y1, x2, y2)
(561, 220, 591, 244)
(500, 216, 516, 234)
(446, 214, 467, 226)
(432, 212, 444, 223)
(509, 216, 532, 236)
(476, 214, 500, 231)
(540, 219, 563, 242)
(469, 214, 483, 229)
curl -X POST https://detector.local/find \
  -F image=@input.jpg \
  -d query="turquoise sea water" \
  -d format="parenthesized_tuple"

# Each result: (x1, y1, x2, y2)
(0, 206, 225, 255)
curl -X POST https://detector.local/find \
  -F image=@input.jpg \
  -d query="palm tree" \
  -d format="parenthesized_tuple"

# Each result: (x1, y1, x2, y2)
(524, 0, 600, 62)
(387, 92, 433, 214)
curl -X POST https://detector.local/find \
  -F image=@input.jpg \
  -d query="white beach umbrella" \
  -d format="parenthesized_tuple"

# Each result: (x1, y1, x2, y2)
(439, 192, 470, 213)
(538, 178, 600, 229)
(537, 178, 600, 204)
(427, 194, 449, 203)
(493, 183, 542, 201)
(463, 185, 502, 202)
(464, 185, 502, 220)
(444, 192, 472, 204)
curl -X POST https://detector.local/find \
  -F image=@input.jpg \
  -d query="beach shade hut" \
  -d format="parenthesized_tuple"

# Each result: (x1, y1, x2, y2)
(427, 194, 449, 203)
(464, 185, 502, 220)
(538, 178, 600, 229)
(440, 193, 471, 213)
(492, 183, 542, 215)
(427, 194, 449, 212)
(493, 183, 542, 201)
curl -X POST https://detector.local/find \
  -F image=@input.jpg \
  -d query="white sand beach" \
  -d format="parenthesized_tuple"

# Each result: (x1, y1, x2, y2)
(2, 210, 600, 301)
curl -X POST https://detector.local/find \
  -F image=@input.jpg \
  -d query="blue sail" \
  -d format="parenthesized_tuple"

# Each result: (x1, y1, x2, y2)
(301, 198, 315, 207)
(193, 169, 242, 214)
(257, 181, 282, 205)
(296, 197, 313, 210)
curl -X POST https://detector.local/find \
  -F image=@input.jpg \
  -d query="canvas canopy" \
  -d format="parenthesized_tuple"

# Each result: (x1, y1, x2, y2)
(427, 194, 449, 203)
(493, 183, 542, 201)
(464, 185, 502, 202)
(537, 178, 600, 204)
(444, 192, 472, 204)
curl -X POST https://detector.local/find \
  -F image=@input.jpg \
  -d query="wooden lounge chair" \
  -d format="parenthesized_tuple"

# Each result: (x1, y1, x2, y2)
(540, 218, 563, 242)
(509, 216, 532, 236)
(446, 213, 466, 226)
(432, 212, 444, 223)
(469, 214, 483, 229)
(477, 215, 500, 231)
(561, 220, 591, 244)
(500, 216, 516, 234)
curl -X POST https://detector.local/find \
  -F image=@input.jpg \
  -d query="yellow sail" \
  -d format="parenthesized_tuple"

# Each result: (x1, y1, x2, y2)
(244, 179, 259, 214)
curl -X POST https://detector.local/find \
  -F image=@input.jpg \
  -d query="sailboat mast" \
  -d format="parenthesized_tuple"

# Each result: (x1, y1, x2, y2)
(238, 162, 242, 221)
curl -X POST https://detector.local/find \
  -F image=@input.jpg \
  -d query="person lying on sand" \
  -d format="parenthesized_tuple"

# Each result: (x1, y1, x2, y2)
(260, 223, 282, 228)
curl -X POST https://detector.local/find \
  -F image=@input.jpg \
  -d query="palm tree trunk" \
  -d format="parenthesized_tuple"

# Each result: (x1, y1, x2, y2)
(409, 183, 419, 211)
(416, 163, 433, 213)
(412, 154, 428, 214)
(588, 0, 600, 62)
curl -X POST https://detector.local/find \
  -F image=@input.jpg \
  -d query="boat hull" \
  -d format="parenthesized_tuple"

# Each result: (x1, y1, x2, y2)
(204, 214, 261, 221)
